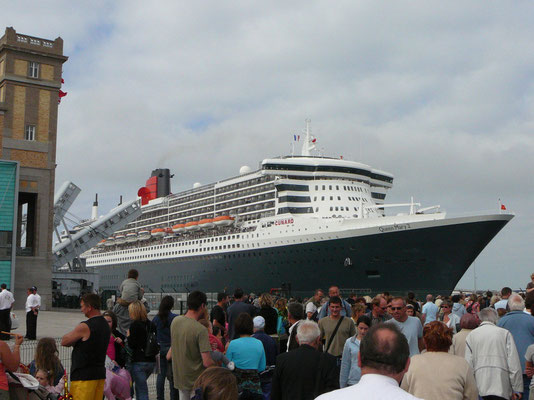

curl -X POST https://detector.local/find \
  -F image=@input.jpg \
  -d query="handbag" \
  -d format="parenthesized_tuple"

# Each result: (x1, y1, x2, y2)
(144, 321, 160, 358)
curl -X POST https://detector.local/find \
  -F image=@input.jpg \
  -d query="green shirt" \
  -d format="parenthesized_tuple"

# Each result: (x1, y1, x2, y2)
(319, 316, 356, 357)
(170, 316, 212, 390)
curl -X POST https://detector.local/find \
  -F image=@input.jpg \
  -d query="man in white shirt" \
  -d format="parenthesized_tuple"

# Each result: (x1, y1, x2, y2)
(0, 284, 15, 339)
(25, 286, 40, 340)
(421, 294, 439, 325)
(316, 323, 422, 400)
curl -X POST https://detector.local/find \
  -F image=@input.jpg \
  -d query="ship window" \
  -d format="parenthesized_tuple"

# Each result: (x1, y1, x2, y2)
(315, 185, 318, 190)
(335, 207, 339, 211)
(321, 196, 325, 201)
(330, 207, 333, 211)
(315, 207, 319, 212)
(330, 196, 333, 201)
(337, 196, 341, 200)
(329, 185, 332, 190)
(336, 186, 339, 190)
(322, 185, 325, 190)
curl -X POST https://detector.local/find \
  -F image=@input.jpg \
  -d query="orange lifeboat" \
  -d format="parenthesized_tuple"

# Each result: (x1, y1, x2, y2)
(198, 218, 215, 229)
(213, 215, 235, 227)
(151, 228, 166, 238)
(172, 224, 185, 233)
(184, 221, 200, 232)
(97, 240, 105, 247)
(165, 227, 174, 235)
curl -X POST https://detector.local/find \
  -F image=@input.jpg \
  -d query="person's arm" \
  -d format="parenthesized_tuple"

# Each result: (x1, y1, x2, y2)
(0, 334, 22, 371)
(527, 287, 534, 293)
(258, 346, 266, 372)
(61, 322, 90, 347)
(417, 320, 425, 352)
(201, 352, 215, 368)
(166, 347, 172, 360)
(339, 341, 351, 388)
(506, 333, 524, 395)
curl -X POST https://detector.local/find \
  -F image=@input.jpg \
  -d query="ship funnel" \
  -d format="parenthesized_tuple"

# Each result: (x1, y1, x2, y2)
(152, 168, 172, 198)
(91, 193, 98, 220)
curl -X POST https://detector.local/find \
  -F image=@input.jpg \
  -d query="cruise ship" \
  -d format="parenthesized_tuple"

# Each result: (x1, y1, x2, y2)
(83, 124, 513, 297)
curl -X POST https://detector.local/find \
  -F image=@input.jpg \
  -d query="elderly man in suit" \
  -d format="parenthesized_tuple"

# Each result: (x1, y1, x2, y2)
(272, 320, 339, 400)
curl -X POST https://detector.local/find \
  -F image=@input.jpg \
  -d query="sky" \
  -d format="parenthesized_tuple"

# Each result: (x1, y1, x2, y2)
(3, 1, 533, 291)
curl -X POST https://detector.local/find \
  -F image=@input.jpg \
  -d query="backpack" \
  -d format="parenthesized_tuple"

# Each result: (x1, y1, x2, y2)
(144, 321, 160, 358)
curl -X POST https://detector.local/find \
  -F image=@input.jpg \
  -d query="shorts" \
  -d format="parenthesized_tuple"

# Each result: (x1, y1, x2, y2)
(70, 379, 105, 400)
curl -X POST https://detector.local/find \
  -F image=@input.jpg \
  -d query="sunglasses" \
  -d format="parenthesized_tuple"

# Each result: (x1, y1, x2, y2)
(390, 307, 404, 311)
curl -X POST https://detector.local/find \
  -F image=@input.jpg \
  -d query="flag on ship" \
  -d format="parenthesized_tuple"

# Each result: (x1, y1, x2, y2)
(294, 135, 300, 141)
(501, 204, 506, 210)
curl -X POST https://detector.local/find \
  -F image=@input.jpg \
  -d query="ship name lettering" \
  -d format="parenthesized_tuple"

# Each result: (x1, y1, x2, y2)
(378, 223, 411, 233)
(275, 218, 294, 225)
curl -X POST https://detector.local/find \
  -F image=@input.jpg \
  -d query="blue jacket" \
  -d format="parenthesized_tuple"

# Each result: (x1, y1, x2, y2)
(340, 335, 361, 387)
(498, 311, 534, 372)
(318, 299, 353, 319)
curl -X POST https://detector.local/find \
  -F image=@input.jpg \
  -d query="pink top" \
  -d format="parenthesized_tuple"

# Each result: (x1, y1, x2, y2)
(0, 362, 7, 391)
(106, 335, 116, 361)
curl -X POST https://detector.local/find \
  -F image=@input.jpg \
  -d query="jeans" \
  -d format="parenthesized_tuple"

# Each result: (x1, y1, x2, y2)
(129, 361, 154, 400)
(157, 348, 178, 400)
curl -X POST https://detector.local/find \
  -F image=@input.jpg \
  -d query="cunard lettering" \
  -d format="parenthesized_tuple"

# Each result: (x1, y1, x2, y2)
(275, 218, 294, 225)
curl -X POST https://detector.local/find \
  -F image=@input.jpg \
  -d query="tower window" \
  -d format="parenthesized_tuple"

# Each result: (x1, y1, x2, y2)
(25, 125, 36, 141)
(28, 62, 39, 78)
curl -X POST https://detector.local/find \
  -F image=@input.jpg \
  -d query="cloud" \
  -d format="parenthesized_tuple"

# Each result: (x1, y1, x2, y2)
(4, 0, 533, 290)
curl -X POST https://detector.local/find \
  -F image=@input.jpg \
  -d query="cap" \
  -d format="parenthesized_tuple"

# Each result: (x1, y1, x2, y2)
(305, 302, 317, 314)
(31, 286, 37, 291)
(253, 316, 265, 330)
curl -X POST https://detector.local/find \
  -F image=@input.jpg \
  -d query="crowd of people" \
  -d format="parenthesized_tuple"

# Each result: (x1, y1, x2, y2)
(4, 270, 534, 400)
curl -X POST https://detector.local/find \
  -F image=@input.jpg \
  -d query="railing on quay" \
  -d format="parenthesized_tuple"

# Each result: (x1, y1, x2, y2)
(12, 338, 161, 396)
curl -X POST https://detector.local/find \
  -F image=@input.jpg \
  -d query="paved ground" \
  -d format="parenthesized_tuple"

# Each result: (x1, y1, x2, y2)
(11, 308, 86, 339)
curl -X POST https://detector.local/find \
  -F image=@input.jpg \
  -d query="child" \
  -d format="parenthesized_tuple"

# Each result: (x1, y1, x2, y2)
(198, 319, 234, 370)
(35, 369, 64, 395)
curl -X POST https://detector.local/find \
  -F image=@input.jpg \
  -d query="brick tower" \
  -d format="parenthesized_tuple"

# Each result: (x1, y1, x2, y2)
(0, 27, 68, 309)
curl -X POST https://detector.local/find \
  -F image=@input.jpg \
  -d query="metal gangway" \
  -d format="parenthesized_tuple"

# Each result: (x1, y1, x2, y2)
(52, 182, 142, 270)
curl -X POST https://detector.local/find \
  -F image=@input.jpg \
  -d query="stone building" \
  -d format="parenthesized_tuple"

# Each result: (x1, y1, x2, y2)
(0, 27, 68, 309)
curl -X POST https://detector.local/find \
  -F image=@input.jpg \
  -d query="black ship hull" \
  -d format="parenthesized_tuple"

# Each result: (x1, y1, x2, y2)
(97, 214, 511, 298)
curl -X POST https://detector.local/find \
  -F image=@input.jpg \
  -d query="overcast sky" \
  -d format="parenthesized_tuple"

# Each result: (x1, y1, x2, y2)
(3, 1, 533, 291)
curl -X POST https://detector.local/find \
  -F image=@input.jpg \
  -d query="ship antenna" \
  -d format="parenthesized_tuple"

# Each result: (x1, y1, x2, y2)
(301, 119, 315, 156)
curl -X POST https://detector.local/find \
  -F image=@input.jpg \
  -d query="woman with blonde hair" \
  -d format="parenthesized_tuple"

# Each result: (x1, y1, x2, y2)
(29, 337, 65, 386)
(192, 367, 238, 400)
(258, 293, 278, 335)
(127, 300, 156, 400)
(350, 303, 366, 325)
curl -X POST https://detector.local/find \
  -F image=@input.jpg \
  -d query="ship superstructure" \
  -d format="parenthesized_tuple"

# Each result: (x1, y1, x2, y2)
(83, 123, 513, 297)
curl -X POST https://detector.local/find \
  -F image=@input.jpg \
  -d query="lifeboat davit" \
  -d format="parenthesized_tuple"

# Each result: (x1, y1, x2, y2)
(213, 215, 235, 227)
(126, 233, 138, 243)
(114, 235, 126, 245)
(104, 237, 115, 247)
(172, 224, 185, 233)
(184, 221, 200, 232)
(198, 218, 215, 229)
(151, 228, 166, 238)
(138, 230, 151, 241)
